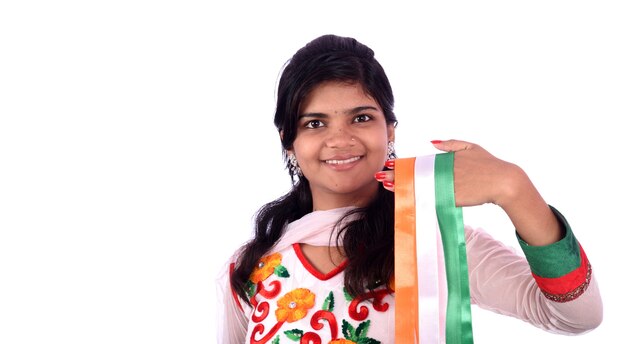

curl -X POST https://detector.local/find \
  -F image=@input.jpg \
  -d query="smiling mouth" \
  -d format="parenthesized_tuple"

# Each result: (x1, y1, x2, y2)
(324, 156, 362, 165)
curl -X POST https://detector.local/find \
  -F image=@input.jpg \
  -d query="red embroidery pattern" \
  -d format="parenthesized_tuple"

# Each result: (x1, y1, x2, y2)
(258, 280, 282, 299)
(309, 310, 339, 337)
(300, 332, 322, 344)
(348, 289, 392, 321)
(247, 253, 294, 344)
(251, 300, 270, 323)
(250, 321, 285, 344)
(298, 310, 339, 343)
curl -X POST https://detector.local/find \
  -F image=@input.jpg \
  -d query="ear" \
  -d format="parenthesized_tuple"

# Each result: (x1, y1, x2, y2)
(387, 123, 396, 143)
(280, 130, 294, 155)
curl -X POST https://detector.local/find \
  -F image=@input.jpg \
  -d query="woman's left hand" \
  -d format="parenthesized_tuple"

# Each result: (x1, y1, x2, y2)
(375, 139, 528, 209)
(375, 139, 563, 245)
(430, 139, 527, 208)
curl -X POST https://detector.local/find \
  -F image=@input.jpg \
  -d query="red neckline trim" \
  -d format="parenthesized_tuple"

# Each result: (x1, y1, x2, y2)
(293, 243, 348, 281)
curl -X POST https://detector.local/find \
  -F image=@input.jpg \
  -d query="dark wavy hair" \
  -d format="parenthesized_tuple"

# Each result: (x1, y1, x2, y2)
(231, 34, 398, 303)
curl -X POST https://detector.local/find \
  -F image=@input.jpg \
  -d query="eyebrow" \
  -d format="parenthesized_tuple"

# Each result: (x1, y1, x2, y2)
(299, 106, 380, 120)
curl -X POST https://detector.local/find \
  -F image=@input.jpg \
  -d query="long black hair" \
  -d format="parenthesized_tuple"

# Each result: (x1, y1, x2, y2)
(231, 34, 398, 303)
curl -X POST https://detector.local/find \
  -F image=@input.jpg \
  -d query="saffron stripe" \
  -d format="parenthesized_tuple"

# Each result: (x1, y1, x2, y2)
(395, 157, 419, 343)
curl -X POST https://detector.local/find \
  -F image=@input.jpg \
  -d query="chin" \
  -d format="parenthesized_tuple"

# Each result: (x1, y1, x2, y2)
(331, 182, 379, 197)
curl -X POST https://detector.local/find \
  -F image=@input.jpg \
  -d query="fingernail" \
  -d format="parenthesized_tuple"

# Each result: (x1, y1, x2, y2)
(374, 172, 386, 180)
(383, 180, 394, 188)
(431, 140, 442, 144)
(384, 160, 395, 168)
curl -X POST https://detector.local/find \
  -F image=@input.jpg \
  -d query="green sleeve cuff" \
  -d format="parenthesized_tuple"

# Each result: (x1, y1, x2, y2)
(516, 205, 581, 278)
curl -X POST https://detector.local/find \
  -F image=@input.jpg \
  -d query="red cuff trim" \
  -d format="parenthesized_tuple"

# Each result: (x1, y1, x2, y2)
(531, 245, 592, 303)
(229, 262, 244, 312)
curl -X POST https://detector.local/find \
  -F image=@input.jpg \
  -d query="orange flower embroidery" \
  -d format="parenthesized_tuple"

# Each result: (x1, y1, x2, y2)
(250, 252, 283, 283)
(275, 288, 315, 323)
(329, 340, 356, 344)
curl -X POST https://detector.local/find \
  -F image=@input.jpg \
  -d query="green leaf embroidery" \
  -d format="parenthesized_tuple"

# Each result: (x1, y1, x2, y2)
(342, 319, 356, 340)
(274, 265, 290, 278)
(284, 329, 303, 341)
(322, 291, 335, 312)
(355, 320, 371, 338)
(338, 319, 380, 344)
(271, 336, 280, 344)
(343, 287, 354, 302)
(245, 280, 256, 298)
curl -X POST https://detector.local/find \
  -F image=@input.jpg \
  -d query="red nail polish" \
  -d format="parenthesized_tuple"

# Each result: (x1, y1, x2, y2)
(375, 172, 386, 180)
(431, 140, 442, 144)
(384, 160, 395, 168)
(383, 180, 394, 188)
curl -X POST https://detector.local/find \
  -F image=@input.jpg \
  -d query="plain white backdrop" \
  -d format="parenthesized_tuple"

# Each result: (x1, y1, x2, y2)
(1, 1, 624, 343)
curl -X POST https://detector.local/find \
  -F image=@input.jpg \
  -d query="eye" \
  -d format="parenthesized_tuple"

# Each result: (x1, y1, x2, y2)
(304, 119, 325, 129)
(354, 114, 372, 123)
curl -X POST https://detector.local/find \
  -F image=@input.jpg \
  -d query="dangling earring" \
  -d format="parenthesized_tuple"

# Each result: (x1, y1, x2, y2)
(287, 153, 302, 177)
(387, 141, 397, 160)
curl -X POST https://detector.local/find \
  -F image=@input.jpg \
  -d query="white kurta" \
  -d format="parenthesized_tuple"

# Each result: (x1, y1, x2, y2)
(216, 208, 602, 343)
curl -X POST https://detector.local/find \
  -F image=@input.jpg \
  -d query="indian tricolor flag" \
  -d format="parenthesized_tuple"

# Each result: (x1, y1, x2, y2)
(394, 153, 474, 344)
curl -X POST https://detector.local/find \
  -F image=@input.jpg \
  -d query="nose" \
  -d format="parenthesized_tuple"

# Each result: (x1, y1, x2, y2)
(325, 124, 355, 149)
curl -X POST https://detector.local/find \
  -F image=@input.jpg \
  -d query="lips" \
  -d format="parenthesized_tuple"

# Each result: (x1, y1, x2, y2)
(324, 156, 362, 165)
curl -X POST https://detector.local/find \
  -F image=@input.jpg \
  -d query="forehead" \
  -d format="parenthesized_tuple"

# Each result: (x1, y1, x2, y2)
(300, 81, 379, 113)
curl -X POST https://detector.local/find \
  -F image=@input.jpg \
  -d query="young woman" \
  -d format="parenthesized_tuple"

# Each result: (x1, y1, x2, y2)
(216, 34, 602, 343)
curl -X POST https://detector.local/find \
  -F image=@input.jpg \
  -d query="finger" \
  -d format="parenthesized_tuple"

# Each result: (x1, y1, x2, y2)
(375, 170, 395, 192)
(374, 171, 393, 183)
(430, 139, 474, 152)
(374, 170, 395, 182)
(383, 180, 395, 192)
(384, 159, 396, 169)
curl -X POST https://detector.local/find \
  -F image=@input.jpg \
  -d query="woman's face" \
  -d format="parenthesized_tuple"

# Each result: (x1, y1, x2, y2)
(289, 81, 395, 211)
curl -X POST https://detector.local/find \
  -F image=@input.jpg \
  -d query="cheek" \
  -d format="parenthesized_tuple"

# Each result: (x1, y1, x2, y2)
(372, 136, 389, 155)
(293, 141, 316, 164)
(373, 138, 391, 165)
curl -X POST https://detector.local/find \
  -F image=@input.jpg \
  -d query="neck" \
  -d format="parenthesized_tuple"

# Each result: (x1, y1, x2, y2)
(311, 184, 378, 211)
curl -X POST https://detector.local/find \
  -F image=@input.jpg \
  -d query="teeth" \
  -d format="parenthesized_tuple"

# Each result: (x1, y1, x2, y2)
(325, 156, 361, 165)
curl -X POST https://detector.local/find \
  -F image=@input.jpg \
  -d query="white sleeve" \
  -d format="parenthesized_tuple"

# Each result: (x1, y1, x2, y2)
(465, 226, 603, 335)
(216, 259, 250, 343)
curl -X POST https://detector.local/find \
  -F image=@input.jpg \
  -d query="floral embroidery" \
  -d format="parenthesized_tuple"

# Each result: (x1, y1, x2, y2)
(276, 288, 316, 323)
(251, 253, 289, 283)
(283, 291, 338, 342)
(279, 291, 383, 343)
(247, 253, 291, 299)
(246, 251, 391, 343)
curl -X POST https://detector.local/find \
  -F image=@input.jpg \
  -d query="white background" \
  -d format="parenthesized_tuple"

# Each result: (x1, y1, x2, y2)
(1, 1, 624, 343)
